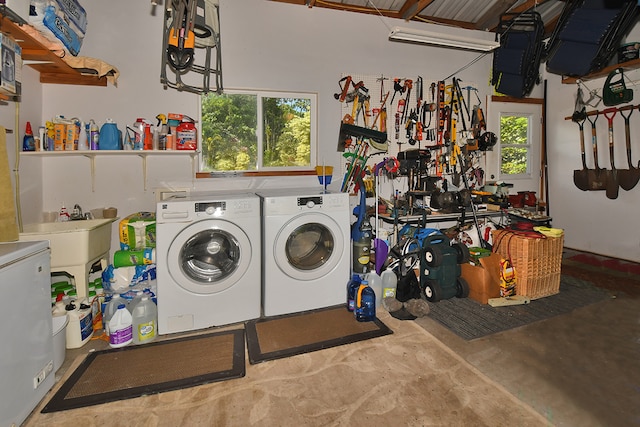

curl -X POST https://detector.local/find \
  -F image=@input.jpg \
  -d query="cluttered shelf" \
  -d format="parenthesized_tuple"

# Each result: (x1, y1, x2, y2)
(0, 14, 108, 87)
(379, 207, 551, 227)
(561, 57, 640, 84)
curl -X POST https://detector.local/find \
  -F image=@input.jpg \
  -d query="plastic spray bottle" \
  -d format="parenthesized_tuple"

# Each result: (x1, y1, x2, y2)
(156, 114, 168, 150)
(77, 121, 89, 150)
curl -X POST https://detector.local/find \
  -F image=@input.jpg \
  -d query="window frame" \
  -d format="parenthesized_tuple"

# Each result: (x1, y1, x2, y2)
(198, 88, 318, 173)
(499, 112, 534, 179)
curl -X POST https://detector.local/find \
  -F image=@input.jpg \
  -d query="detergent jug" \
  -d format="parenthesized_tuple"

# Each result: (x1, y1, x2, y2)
(99, 119, 122, 150)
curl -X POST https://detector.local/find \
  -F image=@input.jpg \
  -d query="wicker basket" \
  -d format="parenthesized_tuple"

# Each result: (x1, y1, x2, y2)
(491, 229, 564, 299)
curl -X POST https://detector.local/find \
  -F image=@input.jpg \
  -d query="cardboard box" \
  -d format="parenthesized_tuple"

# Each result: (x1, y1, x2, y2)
(461, 253, 502, 304)
(0, 32, 22, 96)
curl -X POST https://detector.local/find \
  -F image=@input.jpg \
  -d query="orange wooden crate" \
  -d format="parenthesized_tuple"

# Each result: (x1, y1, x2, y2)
(491, 230, 564, 300)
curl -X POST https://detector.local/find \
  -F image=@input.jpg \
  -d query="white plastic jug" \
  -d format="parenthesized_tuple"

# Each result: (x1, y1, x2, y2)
(381, 268, 398, 299)
(108, 304, 133, 348)
(365, 271, 383, 308)
(131, 295, 157, 345)
(65, 299, 93, 349)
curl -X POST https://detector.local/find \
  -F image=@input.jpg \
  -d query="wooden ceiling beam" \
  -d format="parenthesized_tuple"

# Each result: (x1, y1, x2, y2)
(401, 0, 435, 21)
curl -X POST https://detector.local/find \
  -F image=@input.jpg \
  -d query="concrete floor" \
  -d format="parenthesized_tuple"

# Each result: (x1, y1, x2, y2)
(47, 249, 640, 426)
(414, 249, 640, 427)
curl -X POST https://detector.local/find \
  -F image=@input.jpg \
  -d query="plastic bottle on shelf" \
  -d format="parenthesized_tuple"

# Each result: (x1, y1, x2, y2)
(22, 121, 35, 151)
(89, 119, 99, 150)
(143, 123, 153, 150)
(346, 274, 362, 312)
(166, 126, 174, 150)
(354, 281, 376, 322)
(380, 268, 398, 299)
(108, 304, 133, 348)
(131, 295, 157, 345)
(77, 120, 89, 150)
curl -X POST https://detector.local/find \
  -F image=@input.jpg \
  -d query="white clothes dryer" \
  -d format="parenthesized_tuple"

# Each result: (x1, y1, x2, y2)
(156, 192, 261, 334)
(257, 188, 350, 317)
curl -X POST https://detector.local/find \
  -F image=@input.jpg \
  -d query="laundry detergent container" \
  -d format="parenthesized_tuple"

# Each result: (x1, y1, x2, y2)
(52, 314, 69, 373)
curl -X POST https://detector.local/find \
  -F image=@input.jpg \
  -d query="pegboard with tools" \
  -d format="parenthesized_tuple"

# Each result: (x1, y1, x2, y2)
(336, 73, 492, 207)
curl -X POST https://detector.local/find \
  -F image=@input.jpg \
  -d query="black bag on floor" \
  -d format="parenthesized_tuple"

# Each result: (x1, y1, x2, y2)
(395, 268, 421, 302)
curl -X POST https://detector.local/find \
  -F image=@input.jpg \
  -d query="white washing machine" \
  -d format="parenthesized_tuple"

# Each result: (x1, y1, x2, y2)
(156, 192, 261, 334)
(257, 188, 350, 316)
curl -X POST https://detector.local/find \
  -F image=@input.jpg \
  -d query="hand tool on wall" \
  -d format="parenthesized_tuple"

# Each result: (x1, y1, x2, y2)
(401, 80, 413, 123)
(572, 116, 590, 191)
(618, 107, 640, 190)
(602, 108, 620, 199)
(586, 114, 608, 191)
(334, 76, 353, 102)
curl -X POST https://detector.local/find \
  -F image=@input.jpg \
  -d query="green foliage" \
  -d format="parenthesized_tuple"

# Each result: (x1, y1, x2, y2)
(500, 116, 529, 175)
(201, 93, 311, 171)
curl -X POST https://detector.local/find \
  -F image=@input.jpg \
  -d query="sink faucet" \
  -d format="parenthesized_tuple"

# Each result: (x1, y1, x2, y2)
(71, 204, 84, 220)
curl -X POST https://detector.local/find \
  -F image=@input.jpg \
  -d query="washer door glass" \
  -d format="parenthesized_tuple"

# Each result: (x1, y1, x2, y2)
(181, 229, 239, 282)
(274, 212, 345, 281)
(168, 220, 252, 294)
(286, 223, 334, 270)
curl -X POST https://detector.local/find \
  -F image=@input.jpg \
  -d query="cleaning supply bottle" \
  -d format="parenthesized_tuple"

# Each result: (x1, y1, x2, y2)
(381, 268, 398, 299)
(143, 123, 153, 150)
(22, 121, 35, 151)
(103, 293, 125, 336)
(108, 303, 133, 348)
(156, 114, 168, 150)
(131, 295, 157, 344)
(346, 274, 362, 312)
(58, 203, 70, 222)
(354, 280, 376, 322)
(365, 271, 383, 308)
(77, 120, 89, 150)
(89, 119, 100, 150)
(166, 126, 174, 150)
(176, 115, 197, 150)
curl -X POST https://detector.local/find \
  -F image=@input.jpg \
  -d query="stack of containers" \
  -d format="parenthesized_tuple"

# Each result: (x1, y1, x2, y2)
(101, 212, 158, 346)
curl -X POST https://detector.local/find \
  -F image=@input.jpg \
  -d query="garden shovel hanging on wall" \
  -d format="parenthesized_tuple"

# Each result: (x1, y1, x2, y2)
(603, 108, 619, 199)
(618, 108, 640, 191)
(586, 114, 608, 191)
(573, 116, 589, 191)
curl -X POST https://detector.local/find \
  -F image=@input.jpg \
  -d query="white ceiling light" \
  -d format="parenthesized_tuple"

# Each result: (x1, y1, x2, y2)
(389, 26, 500, 52)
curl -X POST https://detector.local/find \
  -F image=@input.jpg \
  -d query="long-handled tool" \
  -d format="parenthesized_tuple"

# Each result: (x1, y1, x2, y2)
(603, 108, 620, 199)
(573, 117, 590, 191)
(586, 114, 608, 191)
(618, 107, 640, 190)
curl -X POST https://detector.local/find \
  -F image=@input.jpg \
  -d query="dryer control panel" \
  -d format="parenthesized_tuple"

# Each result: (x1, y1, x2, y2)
(298, 196, 323, 209)
(195, 201, 226, 215)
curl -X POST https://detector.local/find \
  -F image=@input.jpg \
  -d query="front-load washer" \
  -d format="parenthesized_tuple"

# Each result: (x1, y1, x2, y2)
(257, 188, 350, 316)
(156, 192, 261, 334)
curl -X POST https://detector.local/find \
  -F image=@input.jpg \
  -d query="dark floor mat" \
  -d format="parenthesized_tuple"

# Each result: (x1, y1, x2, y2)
(246, 305, 392, 364)
(42, 329, 245, 413)
(427, 275, 610, 341)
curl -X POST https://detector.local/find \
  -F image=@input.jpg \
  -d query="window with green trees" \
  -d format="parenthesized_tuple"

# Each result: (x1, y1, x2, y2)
(499, 114, 530, 176)
(200, 90, 316, 172)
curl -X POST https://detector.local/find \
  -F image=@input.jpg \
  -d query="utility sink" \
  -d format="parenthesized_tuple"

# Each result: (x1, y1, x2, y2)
(20, 218, 117, 297)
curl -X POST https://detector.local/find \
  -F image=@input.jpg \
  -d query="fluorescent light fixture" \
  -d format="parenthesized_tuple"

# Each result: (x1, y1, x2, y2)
(389, 26, 500, 52)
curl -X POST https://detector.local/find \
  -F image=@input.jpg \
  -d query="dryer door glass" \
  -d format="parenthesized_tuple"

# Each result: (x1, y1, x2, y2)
(285, 222, 334, 271)
(180, 229, 240, 282)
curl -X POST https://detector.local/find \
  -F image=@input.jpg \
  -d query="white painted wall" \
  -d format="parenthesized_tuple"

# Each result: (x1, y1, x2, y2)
(5, 0, 640, 261)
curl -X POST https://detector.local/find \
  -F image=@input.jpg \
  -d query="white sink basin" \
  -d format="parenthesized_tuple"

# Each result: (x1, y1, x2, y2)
(20, 218, 116, 270)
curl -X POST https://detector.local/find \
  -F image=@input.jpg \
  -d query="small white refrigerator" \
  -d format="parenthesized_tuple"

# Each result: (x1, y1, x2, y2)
(0, 240, 54, 426)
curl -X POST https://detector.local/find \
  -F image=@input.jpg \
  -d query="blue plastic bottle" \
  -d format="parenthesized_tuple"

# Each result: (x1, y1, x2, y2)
(354, 280, 376, 322)
(346, 274, 362, 312)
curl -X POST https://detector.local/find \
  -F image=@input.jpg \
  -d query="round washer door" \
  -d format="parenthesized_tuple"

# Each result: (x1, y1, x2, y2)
(167, 219, 252, 294)
(273, 212, 345, 281)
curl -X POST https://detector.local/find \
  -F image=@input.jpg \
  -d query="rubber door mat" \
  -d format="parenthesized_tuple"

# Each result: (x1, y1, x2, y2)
(42, 329, 245, 413)
(246, 305, 392, 364)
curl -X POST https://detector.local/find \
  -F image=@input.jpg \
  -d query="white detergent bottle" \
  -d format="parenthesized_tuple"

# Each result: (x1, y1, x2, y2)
(381, 268, 398, 299)
(108, 304, 133, 348)
(365, 271, 383, 308)
(103, 294, 125, 336)
(132, 295, 157, 345)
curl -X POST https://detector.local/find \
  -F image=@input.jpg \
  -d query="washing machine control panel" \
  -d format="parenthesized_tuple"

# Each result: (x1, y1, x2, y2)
(298, 196, 322, 209)
(196, 201, 226, 216)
